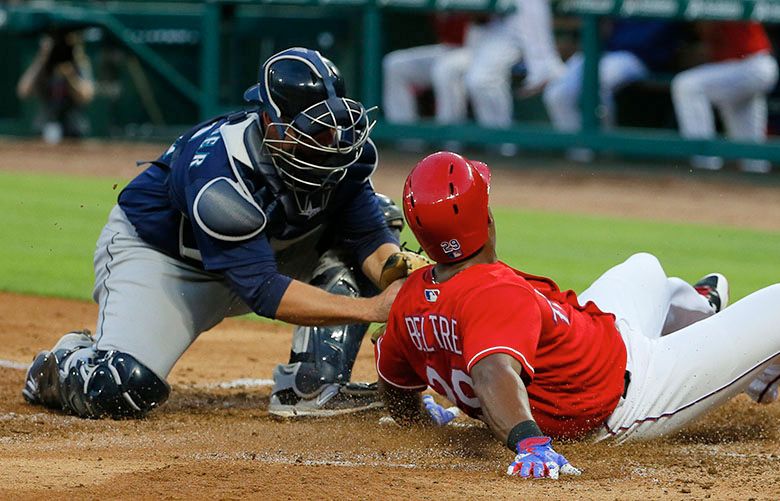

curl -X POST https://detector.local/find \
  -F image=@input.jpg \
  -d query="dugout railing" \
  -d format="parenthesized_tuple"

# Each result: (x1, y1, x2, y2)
(3, 0, 780, 164)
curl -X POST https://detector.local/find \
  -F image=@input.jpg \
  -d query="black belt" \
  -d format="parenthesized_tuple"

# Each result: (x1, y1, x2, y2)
(623, 370, 632, 398)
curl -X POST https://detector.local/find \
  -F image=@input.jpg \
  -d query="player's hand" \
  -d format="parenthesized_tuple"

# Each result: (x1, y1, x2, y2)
(422, 395, 460, 426)
(370, 279, 402, 323)
(507, 437, 581, 479)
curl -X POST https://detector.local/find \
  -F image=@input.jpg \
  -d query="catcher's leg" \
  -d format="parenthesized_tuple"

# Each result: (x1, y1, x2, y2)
(269, 194, 403, 417)
(23, 330, 170, 418)
(269, 252, 378, 417)
(21, 205, 247, 418)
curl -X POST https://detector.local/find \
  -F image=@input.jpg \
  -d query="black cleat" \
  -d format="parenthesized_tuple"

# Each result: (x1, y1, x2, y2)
(268, 382, 383, 417)
(22, 330, 94, 407)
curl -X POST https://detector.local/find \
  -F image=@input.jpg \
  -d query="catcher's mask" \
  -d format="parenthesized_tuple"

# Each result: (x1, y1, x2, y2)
(244, 47, 376, 213)
(403, 151, 491, 264)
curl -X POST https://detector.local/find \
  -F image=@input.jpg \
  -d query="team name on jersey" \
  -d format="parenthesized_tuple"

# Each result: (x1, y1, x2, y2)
(189, 128, 221, 169)
(403, 314, 462, 355)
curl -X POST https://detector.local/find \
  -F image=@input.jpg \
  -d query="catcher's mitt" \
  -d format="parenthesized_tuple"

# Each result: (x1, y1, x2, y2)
(378, 251, 434, 290)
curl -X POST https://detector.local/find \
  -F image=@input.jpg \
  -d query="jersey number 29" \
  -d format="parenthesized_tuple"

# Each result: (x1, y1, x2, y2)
(426, 366, 480, 410)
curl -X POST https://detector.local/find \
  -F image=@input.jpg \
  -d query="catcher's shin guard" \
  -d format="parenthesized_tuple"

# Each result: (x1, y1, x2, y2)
(270, 195, 399, 415)
(23, 332, 170, 419)
(271, 257, 374, 411)
(281, 260, 369, 393)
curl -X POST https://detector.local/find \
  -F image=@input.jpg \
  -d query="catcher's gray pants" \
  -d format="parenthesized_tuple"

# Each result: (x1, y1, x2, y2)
(92, 206, 251, 379)
(583, 253, 780, 442)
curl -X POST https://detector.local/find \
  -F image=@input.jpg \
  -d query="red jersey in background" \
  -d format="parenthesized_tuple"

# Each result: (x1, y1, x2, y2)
(700, 22, 772, 61)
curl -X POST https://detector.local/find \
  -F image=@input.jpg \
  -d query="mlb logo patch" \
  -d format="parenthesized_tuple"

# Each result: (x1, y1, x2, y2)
(424, 289, 440, 302)
(440, 239, 463, 260)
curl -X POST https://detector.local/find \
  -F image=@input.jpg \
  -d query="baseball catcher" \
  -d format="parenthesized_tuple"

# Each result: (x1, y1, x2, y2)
(22, 47, 408, 419)
(374, 151, 780, 478)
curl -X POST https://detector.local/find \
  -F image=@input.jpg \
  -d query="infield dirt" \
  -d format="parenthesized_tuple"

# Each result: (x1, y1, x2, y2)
(1, 139, 779, 499)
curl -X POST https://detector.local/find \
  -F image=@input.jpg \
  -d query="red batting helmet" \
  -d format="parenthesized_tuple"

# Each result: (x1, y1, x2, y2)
(403, 151, 491, 263)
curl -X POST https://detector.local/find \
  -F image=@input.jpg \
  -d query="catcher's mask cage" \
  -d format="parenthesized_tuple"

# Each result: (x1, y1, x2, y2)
(244, 47, 376, 214)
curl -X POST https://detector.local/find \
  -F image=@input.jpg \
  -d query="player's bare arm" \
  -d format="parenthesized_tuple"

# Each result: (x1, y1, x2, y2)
(377, 379, 429, 425)
(275, 278, 402, 325)
(470, 353, 534, 444)
(360, 242, 401, 287)
(16, 37, 52, 99)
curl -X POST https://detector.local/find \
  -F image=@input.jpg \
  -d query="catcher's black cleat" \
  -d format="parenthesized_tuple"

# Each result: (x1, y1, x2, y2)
(268, 381, 383, 418)
(22, 330, 94, 407)
(694, 273, 729, 313)
(21, 351, 50, 405)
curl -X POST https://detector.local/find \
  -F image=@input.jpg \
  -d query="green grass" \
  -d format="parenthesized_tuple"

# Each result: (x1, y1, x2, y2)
(1, 170, 779, 302)
(0, 171, 127, 299)
(490, 207, 780, 301)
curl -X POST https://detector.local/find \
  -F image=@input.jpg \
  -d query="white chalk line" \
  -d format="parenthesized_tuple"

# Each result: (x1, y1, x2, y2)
(188, 378, 274, 390)
(0, 359, 29, 370)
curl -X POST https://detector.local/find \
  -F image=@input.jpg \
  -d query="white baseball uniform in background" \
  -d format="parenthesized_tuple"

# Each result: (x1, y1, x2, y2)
(516, 0, 565, 92)
(672, 22, 778, 173)
(543, 20, 680, 162)
(384, 0, 564, 130)
(383, 14, 475, 125)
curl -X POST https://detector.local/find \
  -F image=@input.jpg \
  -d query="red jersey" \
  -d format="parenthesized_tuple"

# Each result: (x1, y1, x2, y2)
(700, 22, 772, 61)
(433, 13, 473, 46)
(375, 262, 627, 439)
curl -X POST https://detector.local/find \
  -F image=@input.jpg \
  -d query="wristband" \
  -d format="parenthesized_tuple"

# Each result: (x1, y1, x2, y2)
(506, 420, 543, 451)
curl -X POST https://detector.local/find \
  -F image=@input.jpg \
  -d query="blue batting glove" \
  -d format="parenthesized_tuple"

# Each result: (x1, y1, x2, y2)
(507, 436, 581, 479)
(422, 395, 460, 426)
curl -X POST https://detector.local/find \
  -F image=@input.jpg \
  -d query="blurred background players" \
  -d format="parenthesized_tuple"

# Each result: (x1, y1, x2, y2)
(17, 29, 95, 144)
(383, 0, 562, 150)
(382, 13, 474, 128)
(543, 20, 680, 162)
(516, 0, 565, 96)
(671, 21, 778, 173)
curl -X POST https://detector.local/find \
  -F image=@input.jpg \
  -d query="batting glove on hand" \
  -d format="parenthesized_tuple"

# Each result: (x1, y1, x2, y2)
(507, 437, 581, 479)
(422, 395, 460, 426)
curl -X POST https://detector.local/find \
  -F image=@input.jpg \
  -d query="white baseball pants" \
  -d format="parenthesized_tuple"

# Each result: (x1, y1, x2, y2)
(517, 0, 564, 88)
(581, 253, 780, 442)
(671, 52, 779, 172)
(383, 11, 525, 128)
(543, 50, 650, 132)
(383, 43, 469, 124)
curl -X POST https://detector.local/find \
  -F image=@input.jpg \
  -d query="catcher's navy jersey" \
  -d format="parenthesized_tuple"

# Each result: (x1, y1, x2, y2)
(118, 111, 397, 318)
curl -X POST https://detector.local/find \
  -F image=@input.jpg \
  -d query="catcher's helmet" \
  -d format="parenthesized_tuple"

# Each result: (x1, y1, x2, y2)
(403, 151, 491, 264)
(244, 47, 375, 211)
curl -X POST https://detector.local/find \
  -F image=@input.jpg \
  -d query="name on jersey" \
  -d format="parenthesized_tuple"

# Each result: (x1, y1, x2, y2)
(404, 314, 462, 355)
(189, 128, 221, 169)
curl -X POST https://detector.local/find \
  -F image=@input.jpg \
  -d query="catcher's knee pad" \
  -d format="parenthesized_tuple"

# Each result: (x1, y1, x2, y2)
(25, 331, 169, 419)
(275, 259, 370, 396)
(60, 349, 170, 419)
